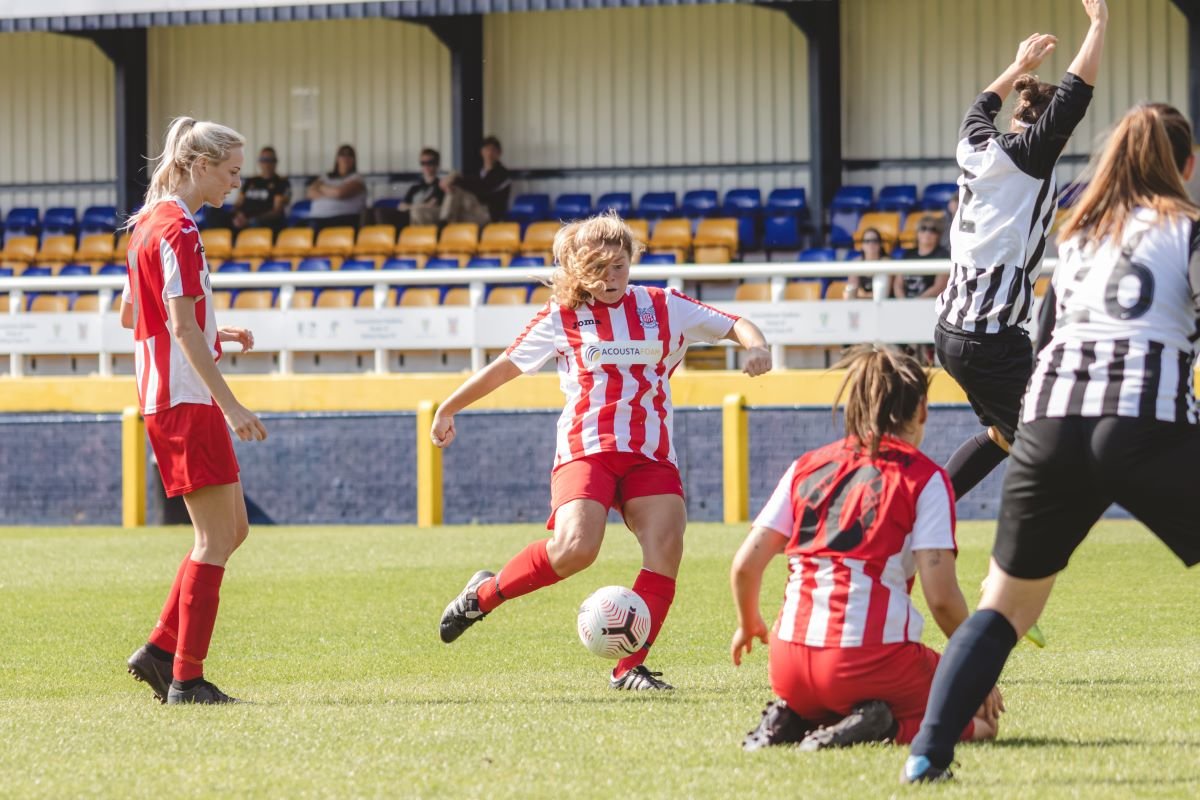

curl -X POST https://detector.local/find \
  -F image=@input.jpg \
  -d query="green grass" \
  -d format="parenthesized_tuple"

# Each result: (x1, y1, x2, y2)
(0, 520, 1197, 799)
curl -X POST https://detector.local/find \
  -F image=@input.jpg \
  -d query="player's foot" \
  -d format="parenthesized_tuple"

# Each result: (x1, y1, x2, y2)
(742, 699, 815, 751)
(127, 644, 172, 704)
(900, 754, 954, 783)
(1025, 622, 1047, 648)
(798, 700, 896, 751)
(610, 665, 674, 691)
(439, 570, 494, 644)
(167, 679, 240, 705)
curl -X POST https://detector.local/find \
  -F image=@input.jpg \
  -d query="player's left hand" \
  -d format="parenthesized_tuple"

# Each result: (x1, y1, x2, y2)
(730, 614, 770, 666)
(219, 327, 255, 352)
(742, 345, 772, 377)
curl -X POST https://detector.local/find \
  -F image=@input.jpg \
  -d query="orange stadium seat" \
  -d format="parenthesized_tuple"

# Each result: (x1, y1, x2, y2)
(477, 223, 521, 265)
(316, 289, 356, 309)
(74, 233, 115, 265)
(394, 225, 439, 266)
(356, 287, 398, 308)
(29, 294, 69, 312)
(734, 283, 771, 301)
(353, 225, 397, 259)
(1034, 275, 1052, 298)
(201, 229, 233, 262)
(311, 226, 356, 262)
(233, 228, 275, 260)
(114, 231, 133, 264)
(853, 212, 902, 251)
(529, 285, 553, 305)
(442, 287, 471, 306)
(273, 227, 314, 260)
(648, 219, 692, 264)
(233, 290, 275, 310)
(823, 280, 850, 300)
(486, 286, 528, 305)
(71, 294, 101, 312)
(784, 280, 823, 300)
(626, 219, 650, 251)
(210, 290, 234, 310)
(520, 222, 560, 260)
(898, 210, 946, 250)
(437, 224, 480, 265)
(35, 235, 77, 265)
(399, 287, 441, 307)
(1, 236, 39, 270)
(290, 289, 316, 309)
(693, 218, 739, 263)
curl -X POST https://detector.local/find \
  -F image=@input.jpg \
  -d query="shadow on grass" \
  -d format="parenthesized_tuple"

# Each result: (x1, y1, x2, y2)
(990, 735, 1200, 749)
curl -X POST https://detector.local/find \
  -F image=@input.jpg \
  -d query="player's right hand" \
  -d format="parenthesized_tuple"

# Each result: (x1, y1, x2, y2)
(1014, 32, 1057, 72)
(978, 685, 1006, 725)
(1082, 0, 1107, 26)
(730, 614, 769, 666)
(431, 412, 456, 448)
(226, 403, 267, 441)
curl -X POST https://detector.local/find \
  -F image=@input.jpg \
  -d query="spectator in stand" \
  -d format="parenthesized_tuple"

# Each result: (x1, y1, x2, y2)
(466, 135, 512, 223)
(400, 148, 446, 227)
(940, 194, 959, 251)
(844, 227, 891, 299)
(435, 171, 491, 226)
(232, 146, 289, 233)
(306, 144, 367, 232)
(892, 214, 951, 298)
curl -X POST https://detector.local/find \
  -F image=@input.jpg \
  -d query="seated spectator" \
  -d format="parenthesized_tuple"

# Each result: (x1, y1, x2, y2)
(844, 227, 890, 299)
(464, 135, 512, 223)
(892, 214, 950, 298)
(376, 148, 445, 228)
(940, 193, 959, 251)
(429, 171, 490, 226)
(307, 144, 367, 232)
(232, 146, 290, 233)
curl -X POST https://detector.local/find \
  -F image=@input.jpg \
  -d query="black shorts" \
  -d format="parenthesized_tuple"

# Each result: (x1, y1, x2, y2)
(934, 321, 1032, 444)
(994, 416, 1200, 579)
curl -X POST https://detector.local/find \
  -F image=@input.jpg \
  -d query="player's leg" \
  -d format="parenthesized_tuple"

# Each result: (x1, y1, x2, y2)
(127, 550, 192, 702)
(744, 635, 824, 751)
(230, 480, 251, 554)
(611, 493, 686, 688)
(905, 418, 1108, 781)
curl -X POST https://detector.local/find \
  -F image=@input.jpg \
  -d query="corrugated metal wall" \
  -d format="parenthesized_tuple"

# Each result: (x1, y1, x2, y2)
(484, 4, 811, 200)
(0, 33, 115, 213)
(841, 0, 1189, 192)
(148, 19, 451, 195)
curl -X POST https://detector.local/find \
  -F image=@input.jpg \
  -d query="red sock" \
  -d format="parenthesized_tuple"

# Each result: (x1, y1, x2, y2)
(173, 561, 225, 683)
(476, 538, 563, 614)
(615, 569, 677, 677)
(147, 551, 192, 653)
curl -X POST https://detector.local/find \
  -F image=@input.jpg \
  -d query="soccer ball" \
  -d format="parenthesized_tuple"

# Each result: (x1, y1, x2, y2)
(577, 586, 651, 659)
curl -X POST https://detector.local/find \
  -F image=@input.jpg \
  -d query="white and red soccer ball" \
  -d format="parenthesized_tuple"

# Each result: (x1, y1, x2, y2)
(577, 586, 651, 659)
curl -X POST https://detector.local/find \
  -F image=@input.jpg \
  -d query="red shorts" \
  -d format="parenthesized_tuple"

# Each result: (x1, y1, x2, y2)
(145, 402, 240, 498)
(768, 634, 975, 744)
(547, 451, 684, 529)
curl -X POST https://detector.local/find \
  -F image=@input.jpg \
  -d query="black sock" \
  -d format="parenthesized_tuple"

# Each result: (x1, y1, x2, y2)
(145, 643, 173, 662)
(172, 677, 204, 691)
(944, 431, 1008, 498)
(910, 610, 1018, 768)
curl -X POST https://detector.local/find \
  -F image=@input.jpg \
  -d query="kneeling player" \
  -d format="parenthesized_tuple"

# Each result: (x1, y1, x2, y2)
(730, 345, 1002, 749)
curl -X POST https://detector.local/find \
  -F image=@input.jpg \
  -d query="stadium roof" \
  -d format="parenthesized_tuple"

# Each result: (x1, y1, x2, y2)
(0, 0, 819, 33)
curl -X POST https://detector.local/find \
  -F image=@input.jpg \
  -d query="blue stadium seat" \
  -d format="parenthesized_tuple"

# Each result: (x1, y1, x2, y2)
(637, 192, 677, 220)
(425, 258, 461, 271)
(287, 200, 312, 227)
(722, 188, 763, 251)
(80, 205, 117, 235)
(877, 185, 918, 214)
(218, 261, 252, 273)
(339, 259, 376, 272)
(844, 250, 864, 261)
(97, 263, 126, 276)
(297, 258, 332, 272)
(829, 188, 872, 248)
(192, 205, 209, 228)
(5, 207, 40, 240)
(921, 182, 959, 210)
(798, 248, 837, 262)
(22, 266, 52, 278)
(465, 257, 503, 269)
(595, 192, 633, 217)
(42, 207, 78, 239)
(553, 194, 592, 221)
(833, 185, 874, 208)
(372, 197, 402, 211)
(257, 260, 293, 273)
(681, 190, 719, 218)
(381, 258, 419, 271)
(507, 194, 551, 227)
(891, 247, 908, 259)
(0, 267, 13, 278)
(509, 255, 547, 268)
(639, 253, 677, 265)
(1057, 182, 1087, 208)
(767, 188, 809, 215)
(763, 216, 803, 252)
(58, 264, 93, 277)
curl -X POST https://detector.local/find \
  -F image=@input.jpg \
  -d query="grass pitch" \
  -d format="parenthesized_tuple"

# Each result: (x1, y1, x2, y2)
(1, 520, 1197, 799)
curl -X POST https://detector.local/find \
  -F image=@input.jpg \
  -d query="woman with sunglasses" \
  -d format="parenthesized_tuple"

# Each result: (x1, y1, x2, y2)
(845, 227, 890, 299)
(893, 215, 950, 299)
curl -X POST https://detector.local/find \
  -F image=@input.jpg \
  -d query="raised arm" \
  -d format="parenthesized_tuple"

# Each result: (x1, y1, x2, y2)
(982, 33, 1058, 102)
(1068, 0, 1108, 86)
(430, 355, 523, 448)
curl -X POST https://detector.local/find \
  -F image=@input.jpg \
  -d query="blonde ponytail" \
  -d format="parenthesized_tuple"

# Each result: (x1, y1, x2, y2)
(127, 116, 245, 228)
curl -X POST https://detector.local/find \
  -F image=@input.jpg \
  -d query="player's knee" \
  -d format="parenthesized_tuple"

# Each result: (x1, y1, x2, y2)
(233, 522, 250, 550)
(551, 529, 602, 575)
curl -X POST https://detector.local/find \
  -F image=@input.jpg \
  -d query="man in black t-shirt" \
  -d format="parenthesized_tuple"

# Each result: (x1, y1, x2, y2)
(402, 148, 447, 227)
(233, 146, 290, 232)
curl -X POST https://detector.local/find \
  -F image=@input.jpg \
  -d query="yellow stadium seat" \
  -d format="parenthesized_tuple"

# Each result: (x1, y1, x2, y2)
(487, 286, 529, 305)
(201, 229, 233, 261)
(648, 218, 693, 264)
(29, 294, 69, 312)
(273, 227, 314, 260)
(289, 289, 316, 309)
(356, 287, 398, 308)
(442, 287, 471, 306)
(823, 280, 850, 300)
(853, 212, 902, 251)
(784, 280, 823, 300)
(316, 289, 356, 309)
(0, 293, 12, 312)
(111, 293, 122, 311)
(898, 211, 946, 250)
(233, 290, 275, 310)
(1034, 275, 1052, 298)
(311, 226, 356, 260)
(529, 285, 553, 305)
(400, 287, 441, 307)
(353, 225, 397, 258)
(75, 234, 115, 265)
(1, 235, 38, 269)
(210, 290, 234, 310)
(233, 228, 274, 260)
(478, 223, 521, 265)
(520, 222, 561, 259)
(693, 218, 739, 263)
(734, 283, 771, 302)
(71, 294, 101, 312)
(437, 223, 480, 261)
(395, 225, 439, 257)
(626, 219, 650, 250)
(115, 231, 133, 263)
(35, 235, 77, 265)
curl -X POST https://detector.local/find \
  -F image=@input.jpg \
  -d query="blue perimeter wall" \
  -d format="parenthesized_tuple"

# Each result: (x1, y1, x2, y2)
(0, 407, 1131, 526)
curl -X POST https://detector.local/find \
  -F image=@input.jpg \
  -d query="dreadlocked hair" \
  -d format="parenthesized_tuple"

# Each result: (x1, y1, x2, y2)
(832, 344, 929, 458)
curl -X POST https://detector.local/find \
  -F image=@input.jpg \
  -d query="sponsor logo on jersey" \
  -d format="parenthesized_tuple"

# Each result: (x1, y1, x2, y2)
(573, 318, 599, 328)
(582, 340, 663, 368)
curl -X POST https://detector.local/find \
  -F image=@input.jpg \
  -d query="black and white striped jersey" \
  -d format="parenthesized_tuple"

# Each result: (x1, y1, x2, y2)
(937, 73, 1094, 335)
(1024, 209, 1200, 425)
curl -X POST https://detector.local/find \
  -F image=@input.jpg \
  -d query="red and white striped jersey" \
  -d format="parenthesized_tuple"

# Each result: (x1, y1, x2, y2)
(123, 198, 221, 415)
(753, 436, 956, 648)
(506, 285, 738, 467)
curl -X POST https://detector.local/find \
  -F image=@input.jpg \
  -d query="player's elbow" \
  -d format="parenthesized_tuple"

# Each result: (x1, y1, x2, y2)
(170, 317, 197, 341)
